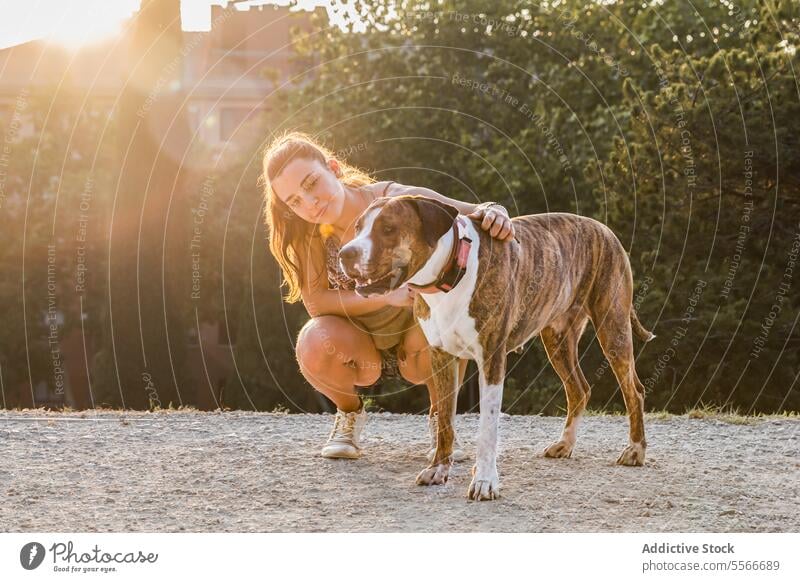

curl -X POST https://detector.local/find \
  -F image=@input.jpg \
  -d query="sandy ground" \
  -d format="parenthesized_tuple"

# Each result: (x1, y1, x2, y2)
(0, 410, 797, 532)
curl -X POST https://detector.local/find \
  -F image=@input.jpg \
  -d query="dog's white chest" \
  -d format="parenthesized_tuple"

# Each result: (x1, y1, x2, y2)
(418, 301, 480, 359)
(415, 221, 483, 361)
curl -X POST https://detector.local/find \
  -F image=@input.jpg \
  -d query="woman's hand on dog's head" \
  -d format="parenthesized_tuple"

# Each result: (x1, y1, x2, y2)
(469, 204, 515, 241)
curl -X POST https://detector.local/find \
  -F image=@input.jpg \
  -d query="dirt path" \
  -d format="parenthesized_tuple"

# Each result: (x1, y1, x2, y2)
(1, 410, 797, 532)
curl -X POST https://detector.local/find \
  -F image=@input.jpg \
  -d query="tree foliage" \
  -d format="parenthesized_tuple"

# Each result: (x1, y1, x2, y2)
(3, 0, 798, 414)
(226, 0, 799, 413)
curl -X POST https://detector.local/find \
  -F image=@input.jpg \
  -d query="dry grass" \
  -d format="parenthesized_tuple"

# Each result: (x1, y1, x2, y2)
(684, 403, 799, 425)
(2, 404, 798, 424)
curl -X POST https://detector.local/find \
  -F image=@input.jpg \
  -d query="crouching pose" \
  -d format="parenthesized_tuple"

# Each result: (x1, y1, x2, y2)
(261, 132, 515, 460)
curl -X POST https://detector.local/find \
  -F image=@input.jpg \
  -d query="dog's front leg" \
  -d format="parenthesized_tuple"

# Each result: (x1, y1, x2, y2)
(468, 350, 506, 501)
(415, 348, 458, 486)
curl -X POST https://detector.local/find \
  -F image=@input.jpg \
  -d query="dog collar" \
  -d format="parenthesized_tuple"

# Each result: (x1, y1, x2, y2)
(408, 215, 472, 294)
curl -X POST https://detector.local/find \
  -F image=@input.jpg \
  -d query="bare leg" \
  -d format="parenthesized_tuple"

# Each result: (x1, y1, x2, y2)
(296, 315, 382, 412)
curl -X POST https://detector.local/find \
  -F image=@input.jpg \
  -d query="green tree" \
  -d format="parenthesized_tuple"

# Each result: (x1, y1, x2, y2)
(236, 0, 799, 413)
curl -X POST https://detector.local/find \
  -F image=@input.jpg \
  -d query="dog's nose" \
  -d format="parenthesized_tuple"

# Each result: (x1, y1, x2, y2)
(338, 246, 358, 266)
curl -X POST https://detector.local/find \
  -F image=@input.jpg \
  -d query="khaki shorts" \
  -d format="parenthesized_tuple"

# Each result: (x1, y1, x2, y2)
(354, 305, 415, 384)
(353, 305, 415, 352)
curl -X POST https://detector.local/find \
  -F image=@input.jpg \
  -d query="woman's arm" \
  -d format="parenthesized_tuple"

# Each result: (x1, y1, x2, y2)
(380, 181, 515, 241)
(302, 285, 410, 319)
(298, 237, 412, 318)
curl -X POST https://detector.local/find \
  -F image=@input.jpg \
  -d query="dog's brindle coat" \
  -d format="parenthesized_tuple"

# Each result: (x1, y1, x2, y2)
(338, 195, 654, 500)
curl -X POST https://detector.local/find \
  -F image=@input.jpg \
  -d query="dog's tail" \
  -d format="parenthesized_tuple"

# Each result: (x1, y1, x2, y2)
(630, 310, 655, 342)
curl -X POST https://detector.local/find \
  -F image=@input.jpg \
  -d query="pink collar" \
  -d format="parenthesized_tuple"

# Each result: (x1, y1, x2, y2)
(408, 216, 472, 294)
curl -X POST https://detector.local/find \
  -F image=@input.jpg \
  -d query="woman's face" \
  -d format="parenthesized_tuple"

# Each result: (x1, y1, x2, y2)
(271, 157, 345, 224)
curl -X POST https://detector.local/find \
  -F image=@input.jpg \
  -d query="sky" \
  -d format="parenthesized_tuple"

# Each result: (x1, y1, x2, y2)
(0, 0, 348, 50)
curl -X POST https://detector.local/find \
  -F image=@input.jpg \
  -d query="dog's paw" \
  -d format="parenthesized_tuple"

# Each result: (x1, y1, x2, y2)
(467, 467, 500, 501)
(415, 463, 451, 486)
(616, 443, 646, 466)
(543, 440, 574, 459)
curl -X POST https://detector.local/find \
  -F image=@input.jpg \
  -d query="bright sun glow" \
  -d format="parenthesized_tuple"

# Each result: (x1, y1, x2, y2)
(0, 1, 353, 51)
(0, 0, 140, 50)
(46, 0, 139, 48)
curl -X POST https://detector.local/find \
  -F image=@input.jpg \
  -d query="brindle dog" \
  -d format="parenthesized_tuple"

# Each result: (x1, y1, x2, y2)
(338, 195, 654, 501)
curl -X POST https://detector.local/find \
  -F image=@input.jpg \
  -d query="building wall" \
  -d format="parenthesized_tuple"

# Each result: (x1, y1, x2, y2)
(0, 3, 325, 146)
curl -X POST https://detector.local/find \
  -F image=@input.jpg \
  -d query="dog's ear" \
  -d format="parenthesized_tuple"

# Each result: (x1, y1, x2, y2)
(407, 196, 459, 248)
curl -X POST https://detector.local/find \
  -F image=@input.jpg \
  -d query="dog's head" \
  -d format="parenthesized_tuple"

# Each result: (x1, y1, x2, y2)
(338, 195, 459, 297)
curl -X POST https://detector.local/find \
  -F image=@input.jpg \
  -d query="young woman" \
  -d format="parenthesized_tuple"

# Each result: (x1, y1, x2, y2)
(262, 132, 515, 459)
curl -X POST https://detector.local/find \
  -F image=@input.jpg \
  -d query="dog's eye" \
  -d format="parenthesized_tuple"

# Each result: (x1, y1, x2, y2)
(382, 225, 395, 235)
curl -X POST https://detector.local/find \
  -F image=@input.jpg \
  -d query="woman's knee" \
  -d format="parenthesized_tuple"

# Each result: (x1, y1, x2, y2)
(296, 316, 345, 372)
(296, 316, 381, 385)
(398, 354, 429, 385)
(398, 345, 432, 385)
(398, 326, 432, 385)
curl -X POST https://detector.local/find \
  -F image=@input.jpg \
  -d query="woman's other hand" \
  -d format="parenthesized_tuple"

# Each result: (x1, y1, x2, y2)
(468, 203, 515, 241)
(384, 285, 416, 308)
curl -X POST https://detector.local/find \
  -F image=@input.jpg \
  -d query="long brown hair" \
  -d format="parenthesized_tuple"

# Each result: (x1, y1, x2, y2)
(262, 131, 374, 303)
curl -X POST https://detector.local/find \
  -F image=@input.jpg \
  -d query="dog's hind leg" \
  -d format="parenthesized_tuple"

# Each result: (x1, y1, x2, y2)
(592, 302, 647, 466)
(468, 348, 506, 501)
(416, 348, 458, 486)
(540, 311, 591, 459)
